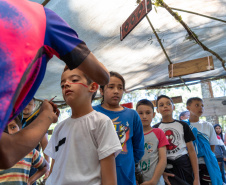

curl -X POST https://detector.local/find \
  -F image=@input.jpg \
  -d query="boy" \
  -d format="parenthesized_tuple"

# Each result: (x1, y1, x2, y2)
(186, 97, 221, 185)
(44, 66, 122, 185)
(136, 99, 168, 185)
(179, 111, 190, 121)
(0, 117, 48, 185)
(22, 98, 50, 184)
(153, 95, 199, 185)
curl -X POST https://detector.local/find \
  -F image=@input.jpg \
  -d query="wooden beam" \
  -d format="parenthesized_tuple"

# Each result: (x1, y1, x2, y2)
(168, 56, 214, 78)
(152, 96, 182, 107)
(202, 96, 226, 116)
(120, 0, 152, 40)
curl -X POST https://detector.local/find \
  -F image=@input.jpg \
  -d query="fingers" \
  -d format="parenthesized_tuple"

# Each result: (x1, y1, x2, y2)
(163, 172, 174, 185)
(48, 101, 60, 116)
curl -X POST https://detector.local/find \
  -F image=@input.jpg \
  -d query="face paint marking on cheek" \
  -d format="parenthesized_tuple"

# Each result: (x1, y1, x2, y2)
(63, 82, 88, 88)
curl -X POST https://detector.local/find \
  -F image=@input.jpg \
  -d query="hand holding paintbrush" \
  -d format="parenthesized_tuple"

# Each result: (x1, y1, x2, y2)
(26, 96, 59, 123)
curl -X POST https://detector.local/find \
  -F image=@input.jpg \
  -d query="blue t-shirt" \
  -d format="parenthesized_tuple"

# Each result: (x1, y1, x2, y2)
(93, 105, 144, 185)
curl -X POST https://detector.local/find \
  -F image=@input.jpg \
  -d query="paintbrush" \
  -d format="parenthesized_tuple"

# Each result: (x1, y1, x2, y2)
(26, 96, 57, 123)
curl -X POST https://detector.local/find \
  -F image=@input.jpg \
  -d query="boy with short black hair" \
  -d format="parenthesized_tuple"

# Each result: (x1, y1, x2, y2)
(136, 99, 168, 185)
(0, 117, 48, 185)
(44, 66, 122, 185)
(153, 95, 200, 185)
(186, 97, 222, 185)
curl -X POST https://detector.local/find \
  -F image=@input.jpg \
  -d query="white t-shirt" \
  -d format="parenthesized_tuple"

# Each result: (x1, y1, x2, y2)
(190, 120, 218, 164)
(153, 120, 195, 161)
(44, 110, 122, 185)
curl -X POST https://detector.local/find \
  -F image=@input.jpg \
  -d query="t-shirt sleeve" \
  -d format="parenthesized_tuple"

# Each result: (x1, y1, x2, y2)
(132, 111, 145, 163)
(44, 8, 90, 70)
(154, 128, 169, 148)
(32, 149, 45, 170)
(209, 123, 219, 145)
(152, 122, 161, 128)
(182, 121, 196, 143)
(94, 118, 122, 160)
(44, 131, 56, 160)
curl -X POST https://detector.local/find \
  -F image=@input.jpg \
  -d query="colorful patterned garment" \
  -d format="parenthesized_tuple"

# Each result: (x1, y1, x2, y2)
(0, 149, 45, 184)
(0, 0, 90, 137)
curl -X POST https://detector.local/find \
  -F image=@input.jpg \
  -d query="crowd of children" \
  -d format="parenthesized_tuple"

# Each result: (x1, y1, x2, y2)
(1, 67, 226, 185)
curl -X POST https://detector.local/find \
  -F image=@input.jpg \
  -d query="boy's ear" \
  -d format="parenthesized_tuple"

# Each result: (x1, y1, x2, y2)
(186, 105, 190, 111)
(89, 82, 98, 93)
(99, 87, 104, 96)
(156, 107, 159, 113)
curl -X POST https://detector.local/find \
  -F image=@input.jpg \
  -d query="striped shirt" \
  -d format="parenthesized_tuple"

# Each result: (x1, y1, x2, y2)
(0, 149, 45, 184)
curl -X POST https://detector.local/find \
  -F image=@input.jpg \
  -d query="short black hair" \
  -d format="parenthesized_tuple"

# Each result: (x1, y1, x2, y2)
(179, 110, 189, 120)
(156, 95, 173, 108)
(186, 97, 203, 106)
(136, 99, 154, 113)
(63, 65, 93, 85)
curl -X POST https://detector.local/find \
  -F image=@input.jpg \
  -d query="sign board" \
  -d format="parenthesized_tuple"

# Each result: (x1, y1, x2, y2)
(168, 56, 214, 78)
(202, 96, 226, 116)
(120, 0, 152, 40)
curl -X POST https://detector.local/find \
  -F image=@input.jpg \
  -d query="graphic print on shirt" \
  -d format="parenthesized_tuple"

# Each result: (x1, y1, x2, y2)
(112, 117, 130, 153)
(144, 142, 153, 153)
(163, 128, 181, 154)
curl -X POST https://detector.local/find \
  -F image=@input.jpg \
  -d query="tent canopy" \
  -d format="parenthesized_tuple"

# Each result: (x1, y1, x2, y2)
(31, 0, 226, 101)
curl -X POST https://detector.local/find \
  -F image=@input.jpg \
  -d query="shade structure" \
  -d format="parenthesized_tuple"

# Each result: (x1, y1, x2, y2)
(30, 0, 226, 101)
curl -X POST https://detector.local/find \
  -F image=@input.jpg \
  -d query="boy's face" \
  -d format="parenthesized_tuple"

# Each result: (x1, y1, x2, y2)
(180, 112, 190, 120)
(157, 97, 175, 117)
(8, 120, 20, 134)
(187, 100, 204, 118)
(23, 99, 35, 116)
(100, 76, 124, 106)
(61, 68, 92, 105)
(136, 105, 155, 127)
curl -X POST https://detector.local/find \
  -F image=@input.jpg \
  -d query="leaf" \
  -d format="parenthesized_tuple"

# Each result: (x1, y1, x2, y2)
(154, 6, 158, 13)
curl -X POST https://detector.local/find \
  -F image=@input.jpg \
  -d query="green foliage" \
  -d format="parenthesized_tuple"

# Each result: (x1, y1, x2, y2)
(154, 0, 163, 7)
(184, 31, 199, 42)
(173, 12, 182, 22)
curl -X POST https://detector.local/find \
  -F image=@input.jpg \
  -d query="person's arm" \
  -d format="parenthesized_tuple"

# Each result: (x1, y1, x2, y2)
(210, 145, 215, 152)
(132, 112, 145, 163)
(100, 154, 117, 185)
(49, 159, 55, 177)
(186, 141, 200, 185)
(40, 133, 50, 163)
(40, 133, 51, 179)
(77, 52, 109, 85)
(28, 159, 49, 185)
(0, 100, 59, 169)
(141, 146, 167, 185)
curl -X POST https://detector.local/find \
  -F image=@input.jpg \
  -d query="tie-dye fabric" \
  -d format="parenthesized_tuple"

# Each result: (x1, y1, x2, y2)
(0, 0, 90, 137)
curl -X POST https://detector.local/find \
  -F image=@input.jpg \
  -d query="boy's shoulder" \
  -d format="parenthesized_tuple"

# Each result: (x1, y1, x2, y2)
(151, 127, 165, 136)
(191, 120, 213, 127)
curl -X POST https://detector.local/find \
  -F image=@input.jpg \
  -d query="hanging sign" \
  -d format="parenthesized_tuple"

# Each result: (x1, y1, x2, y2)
(120, 0, 152, 41)
(168, 56, 214, 78)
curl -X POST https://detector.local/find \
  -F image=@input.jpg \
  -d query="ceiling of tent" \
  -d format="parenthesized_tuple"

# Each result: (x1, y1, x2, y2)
(31, 0, 226, 101)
